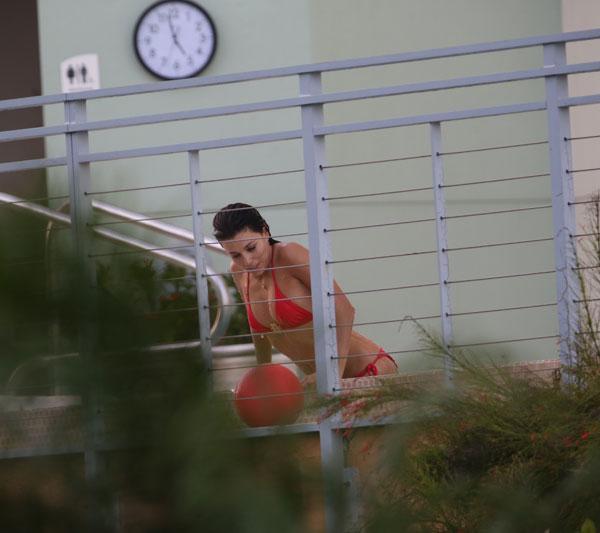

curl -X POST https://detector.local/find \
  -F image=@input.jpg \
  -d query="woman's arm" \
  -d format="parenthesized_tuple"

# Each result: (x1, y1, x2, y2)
(332, 280, 355, 378)
(283, 243, 355, 378)
(231, 266, 272, 365)
(253, 334, 272, 364)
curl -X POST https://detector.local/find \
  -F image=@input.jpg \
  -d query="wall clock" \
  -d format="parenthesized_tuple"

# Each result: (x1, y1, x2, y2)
(134, 1, 217, 80)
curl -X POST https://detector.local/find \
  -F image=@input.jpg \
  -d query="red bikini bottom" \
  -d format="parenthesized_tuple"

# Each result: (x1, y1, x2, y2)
(355, 349, 398, 377)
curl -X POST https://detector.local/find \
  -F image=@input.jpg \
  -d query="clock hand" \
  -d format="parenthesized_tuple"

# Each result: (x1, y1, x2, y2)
(172, 26, 187, 55)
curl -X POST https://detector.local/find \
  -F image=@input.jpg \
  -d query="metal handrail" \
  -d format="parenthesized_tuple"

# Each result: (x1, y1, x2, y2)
(0, 190, 248, 350)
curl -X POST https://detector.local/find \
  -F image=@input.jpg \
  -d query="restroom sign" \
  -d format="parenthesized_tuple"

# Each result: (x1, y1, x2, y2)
(60, 54, 101, 93)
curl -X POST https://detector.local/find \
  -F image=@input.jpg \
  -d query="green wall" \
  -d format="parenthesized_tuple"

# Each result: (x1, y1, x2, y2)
(37, 0, 563, 371)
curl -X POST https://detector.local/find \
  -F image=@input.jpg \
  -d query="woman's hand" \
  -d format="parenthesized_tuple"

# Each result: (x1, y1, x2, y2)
(301, 372, 317, 390)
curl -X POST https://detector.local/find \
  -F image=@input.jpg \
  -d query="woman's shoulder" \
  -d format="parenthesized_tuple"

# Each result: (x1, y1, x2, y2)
(275, 241, 309, 264)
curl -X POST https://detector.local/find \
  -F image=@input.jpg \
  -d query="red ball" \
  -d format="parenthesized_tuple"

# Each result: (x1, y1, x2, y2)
(234, 364, 304, 427)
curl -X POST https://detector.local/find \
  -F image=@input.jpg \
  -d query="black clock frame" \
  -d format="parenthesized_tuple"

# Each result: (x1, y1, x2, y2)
(133, 0, 217, 80)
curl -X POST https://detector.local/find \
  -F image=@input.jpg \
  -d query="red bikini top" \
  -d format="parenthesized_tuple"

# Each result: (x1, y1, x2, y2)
(245, 249, 313, 333)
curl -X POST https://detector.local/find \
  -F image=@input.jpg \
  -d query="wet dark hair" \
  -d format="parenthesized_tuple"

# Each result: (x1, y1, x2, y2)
(213, 203, 278, 245)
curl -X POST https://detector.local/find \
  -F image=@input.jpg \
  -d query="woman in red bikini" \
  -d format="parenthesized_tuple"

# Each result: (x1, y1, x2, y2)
(213, 203, 397, 382)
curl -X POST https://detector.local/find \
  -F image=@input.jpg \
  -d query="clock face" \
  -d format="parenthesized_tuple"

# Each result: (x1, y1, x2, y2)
(134, 0, 217, 80)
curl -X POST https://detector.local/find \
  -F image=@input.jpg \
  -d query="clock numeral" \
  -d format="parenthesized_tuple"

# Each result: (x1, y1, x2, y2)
(161, 57, 168, 66)
(158, 13, 168, 22)
(196, 47, 203, 55)
(173, 61, 180, 70)
(187, 55, 194, 65)
(186, 10, 192, 21)
(144, 36, 152, 45)
(195, 22, 203, 31)
(169, 7, 179, 18)
(149, 23, 159, 33)
(149, 48, 156, 58)
(200, 33, 207, 43)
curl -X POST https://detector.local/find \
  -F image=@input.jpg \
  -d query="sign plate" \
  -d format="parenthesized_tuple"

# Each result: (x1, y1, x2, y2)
(60, 54, 101, 93)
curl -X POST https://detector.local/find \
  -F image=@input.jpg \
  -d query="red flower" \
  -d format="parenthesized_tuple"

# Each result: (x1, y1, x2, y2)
(580, 431, 591, 441)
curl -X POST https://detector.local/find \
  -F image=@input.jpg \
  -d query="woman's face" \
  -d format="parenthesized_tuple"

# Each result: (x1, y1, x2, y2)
(221, 227, 272, 273)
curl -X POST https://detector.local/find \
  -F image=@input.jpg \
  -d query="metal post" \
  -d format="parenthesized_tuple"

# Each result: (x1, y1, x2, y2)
(299, 72, 345, 533)
(65, 97, 110, 530)
(544, 43, 580, 368)
(188, 150, 214, 380)
(430, 122, 454, 385)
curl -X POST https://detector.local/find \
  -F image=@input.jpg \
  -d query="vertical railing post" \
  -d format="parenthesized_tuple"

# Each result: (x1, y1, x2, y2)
(188, 150, 214, 382)
(430, 122, 454, 385)
(544, 42, 580, 369)
(299, 72, 345, 533)
(65, 96, 111, 530)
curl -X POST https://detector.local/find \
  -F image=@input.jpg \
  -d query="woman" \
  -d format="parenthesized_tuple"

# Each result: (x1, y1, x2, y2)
(213, 203, 397, 382)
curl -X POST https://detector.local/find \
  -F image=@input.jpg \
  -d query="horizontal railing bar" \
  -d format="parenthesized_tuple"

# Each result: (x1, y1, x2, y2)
(89, 213, 192, 226)
(0, 62, 600, 160)
(143, 307, 199, 317)
(208, 294, 311, 309)
(448, 302, 556, 317)
(202, 231, 308, 246)
(569, 200, 600, 206)
(215, 326, 314, 341)
(86, 181, 189, 195)
(202, 263, 309, 277)
(567, 167, 600, 174)
(325, 217, 435, 233)
(0, 93, 66, 112)
(574, 265, 600, 271)
(79, 129, 303, 163)
(559, 93, 600, 108)
(322, 154, 431, 170)
(565, 134, 600, 141)
(448, 269, 555, 284)
(450, 334, 558, 348)
(331, 348, 423, 360)
(57, 61, 600, 136)
(442, 204, 552, 220)
(0, 225, 70, 237)
(316, 101, 546, 137)
(198, 167, 304, 184)
(329, 281, 439, 296)
(439, 139, 547, 156)
(328, 250, 437, 264)
(0, 124, 67, 144)
(0, 156, 67, 174)
(441, 172, 549, 189)
(211, 358, 315, 372)
(2, 28, 600, 112)
(94, 275, 196, 289)
(334, 314, 440, 327)
(324, 185, 433, 202)
(88, 244, 192, 258)
(240, 423, 321, 439)
(575, 298, 600, 304)
(445, 236, 553, 252)
(572, 232, 599, 238)
(1, 257, 48, 267)
(199, 199, 305, 215)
